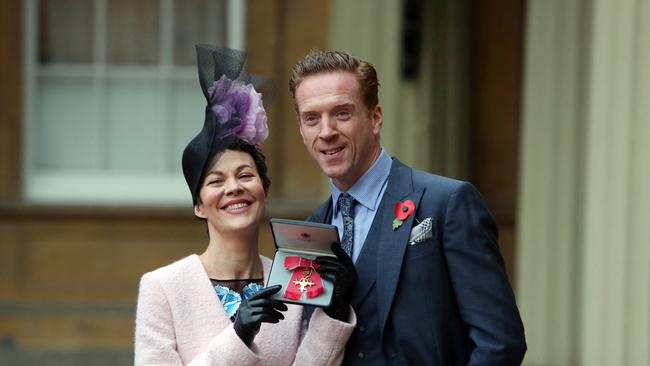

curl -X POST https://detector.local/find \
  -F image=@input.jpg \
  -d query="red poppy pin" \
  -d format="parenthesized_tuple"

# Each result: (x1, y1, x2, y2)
(392, 199, 415, 230)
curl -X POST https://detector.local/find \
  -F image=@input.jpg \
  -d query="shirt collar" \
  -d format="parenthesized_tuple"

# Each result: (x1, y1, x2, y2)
(332, 148, 392, 214)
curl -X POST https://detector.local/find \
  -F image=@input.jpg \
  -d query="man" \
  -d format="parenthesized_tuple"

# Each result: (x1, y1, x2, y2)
(289, 49, 526, 365)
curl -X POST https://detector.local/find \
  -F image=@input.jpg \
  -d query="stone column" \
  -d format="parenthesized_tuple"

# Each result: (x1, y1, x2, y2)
(517, 0, 650, 365)
(580, 0, 650, 364)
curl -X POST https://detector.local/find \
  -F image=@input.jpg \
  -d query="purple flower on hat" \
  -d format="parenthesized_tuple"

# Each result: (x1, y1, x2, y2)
(207, 75, 268, 146)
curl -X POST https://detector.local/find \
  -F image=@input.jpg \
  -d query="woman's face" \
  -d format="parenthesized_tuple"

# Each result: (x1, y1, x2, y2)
(194, 149, 267, 235)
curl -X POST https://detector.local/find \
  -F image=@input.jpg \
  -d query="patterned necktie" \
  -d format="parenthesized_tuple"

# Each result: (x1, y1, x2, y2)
(337, 193, 356, 257)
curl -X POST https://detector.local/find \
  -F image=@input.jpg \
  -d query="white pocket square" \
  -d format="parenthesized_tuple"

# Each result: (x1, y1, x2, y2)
(409, 217, 433, 245)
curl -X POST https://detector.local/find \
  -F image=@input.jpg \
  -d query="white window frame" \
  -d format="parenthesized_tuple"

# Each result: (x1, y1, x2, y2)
(22, 0, 245, 205)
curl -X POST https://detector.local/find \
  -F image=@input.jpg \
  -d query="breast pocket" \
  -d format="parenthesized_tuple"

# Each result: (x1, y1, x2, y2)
(404, 237, 439, 260)
(403, 219, 440, 260)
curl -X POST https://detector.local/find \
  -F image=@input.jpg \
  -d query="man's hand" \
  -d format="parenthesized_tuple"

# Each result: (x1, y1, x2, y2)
(315, 242, 358, 321)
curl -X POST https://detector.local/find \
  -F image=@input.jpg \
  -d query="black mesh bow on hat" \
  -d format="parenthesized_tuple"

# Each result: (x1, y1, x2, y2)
(182, 44, 269, 204)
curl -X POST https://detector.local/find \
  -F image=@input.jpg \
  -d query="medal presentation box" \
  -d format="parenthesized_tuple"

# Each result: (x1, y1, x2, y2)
(267, 218, 339, 307)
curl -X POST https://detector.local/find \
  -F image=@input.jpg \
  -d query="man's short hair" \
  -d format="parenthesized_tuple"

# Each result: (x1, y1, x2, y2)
(289, 49, 380, 111)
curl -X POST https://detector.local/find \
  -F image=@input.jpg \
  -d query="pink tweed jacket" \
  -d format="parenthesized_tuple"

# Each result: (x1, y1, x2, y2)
(135, 254, 355, 365)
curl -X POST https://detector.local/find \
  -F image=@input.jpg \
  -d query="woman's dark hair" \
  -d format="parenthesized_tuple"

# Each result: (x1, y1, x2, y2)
(195, 136, 271, 204)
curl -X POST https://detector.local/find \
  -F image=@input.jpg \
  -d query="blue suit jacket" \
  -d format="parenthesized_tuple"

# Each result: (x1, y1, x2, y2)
(308, 159, 526, 365)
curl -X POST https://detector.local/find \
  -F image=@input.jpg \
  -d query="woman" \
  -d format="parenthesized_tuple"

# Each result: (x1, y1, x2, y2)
(134, 45, 357, 365)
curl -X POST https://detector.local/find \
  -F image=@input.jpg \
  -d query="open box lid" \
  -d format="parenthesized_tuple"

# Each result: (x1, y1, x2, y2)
(269, 218, 339, 256)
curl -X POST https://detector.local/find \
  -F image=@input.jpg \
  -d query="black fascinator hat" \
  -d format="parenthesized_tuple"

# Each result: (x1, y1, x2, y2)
(182, 44, 269, 204)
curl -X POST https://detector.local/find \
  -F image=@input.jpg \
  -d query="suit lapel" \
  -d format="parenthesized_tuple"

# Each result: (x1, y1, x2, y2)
(307, 197, 332, 224)
(350, 202, 383, 307)
(309, 195, 377, 307)
(307, 161, 424, 338)
(375, 160, 424, 340)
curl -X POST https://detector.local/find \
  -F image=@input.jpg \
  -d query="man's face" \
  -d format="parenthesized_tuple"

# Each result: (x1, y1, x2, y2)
(295, 71, 382, 191)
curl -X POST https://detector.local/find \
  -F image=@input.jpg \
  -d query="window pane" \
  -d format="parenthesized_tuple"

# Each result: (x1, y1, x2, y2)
(173, 0, 226, 65)
(107, 0, 159, 64)
(106, 78, 167, 171)
(171, 79, 206, 172)
(39, 0, 93, 63)
(36, 77, 101, 170)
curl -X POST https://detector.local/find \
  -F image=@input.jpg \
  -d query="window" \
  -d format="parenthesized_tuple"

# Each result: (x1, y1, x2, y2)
(22, 0, 245, 204)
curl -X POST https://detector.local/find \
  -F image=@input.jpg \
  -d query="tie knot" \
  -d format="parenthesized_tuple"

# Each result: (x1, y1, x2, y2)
(337, 193, 356, 218)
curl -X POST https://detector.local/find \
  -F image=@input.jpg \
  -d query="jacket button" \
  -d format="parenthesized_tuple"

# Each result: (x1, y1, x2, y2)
(357, 352, 364, 359)
(358, 325, 366, 332)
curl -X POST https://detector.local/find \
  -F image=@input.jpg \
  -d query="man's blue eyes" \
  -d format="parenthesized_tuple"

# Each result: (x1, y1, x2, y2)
(303, 111, 351, 123)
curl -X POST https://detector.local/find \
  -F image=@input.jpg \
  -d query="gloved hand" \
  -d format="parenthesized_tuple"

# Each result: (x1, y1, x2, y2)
(315, 242, 358, 322)
(233, 284, 288, 347)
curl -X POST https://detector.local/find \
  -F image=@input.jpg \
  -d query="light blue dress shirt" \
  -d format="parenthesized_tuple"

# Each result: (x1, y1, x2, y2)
(331, 148, 392, 263)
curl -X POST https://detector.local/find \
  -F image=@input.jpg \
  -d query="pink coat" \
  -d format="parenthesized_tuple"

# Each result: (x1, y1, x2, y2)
(135, 254, 355, 365)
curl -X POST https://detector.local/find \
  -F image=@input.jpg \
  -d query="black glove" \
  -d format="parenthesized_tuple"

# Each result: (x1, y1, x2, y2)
(315, 242, 358, 322)
(233, 284, 288, 347)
